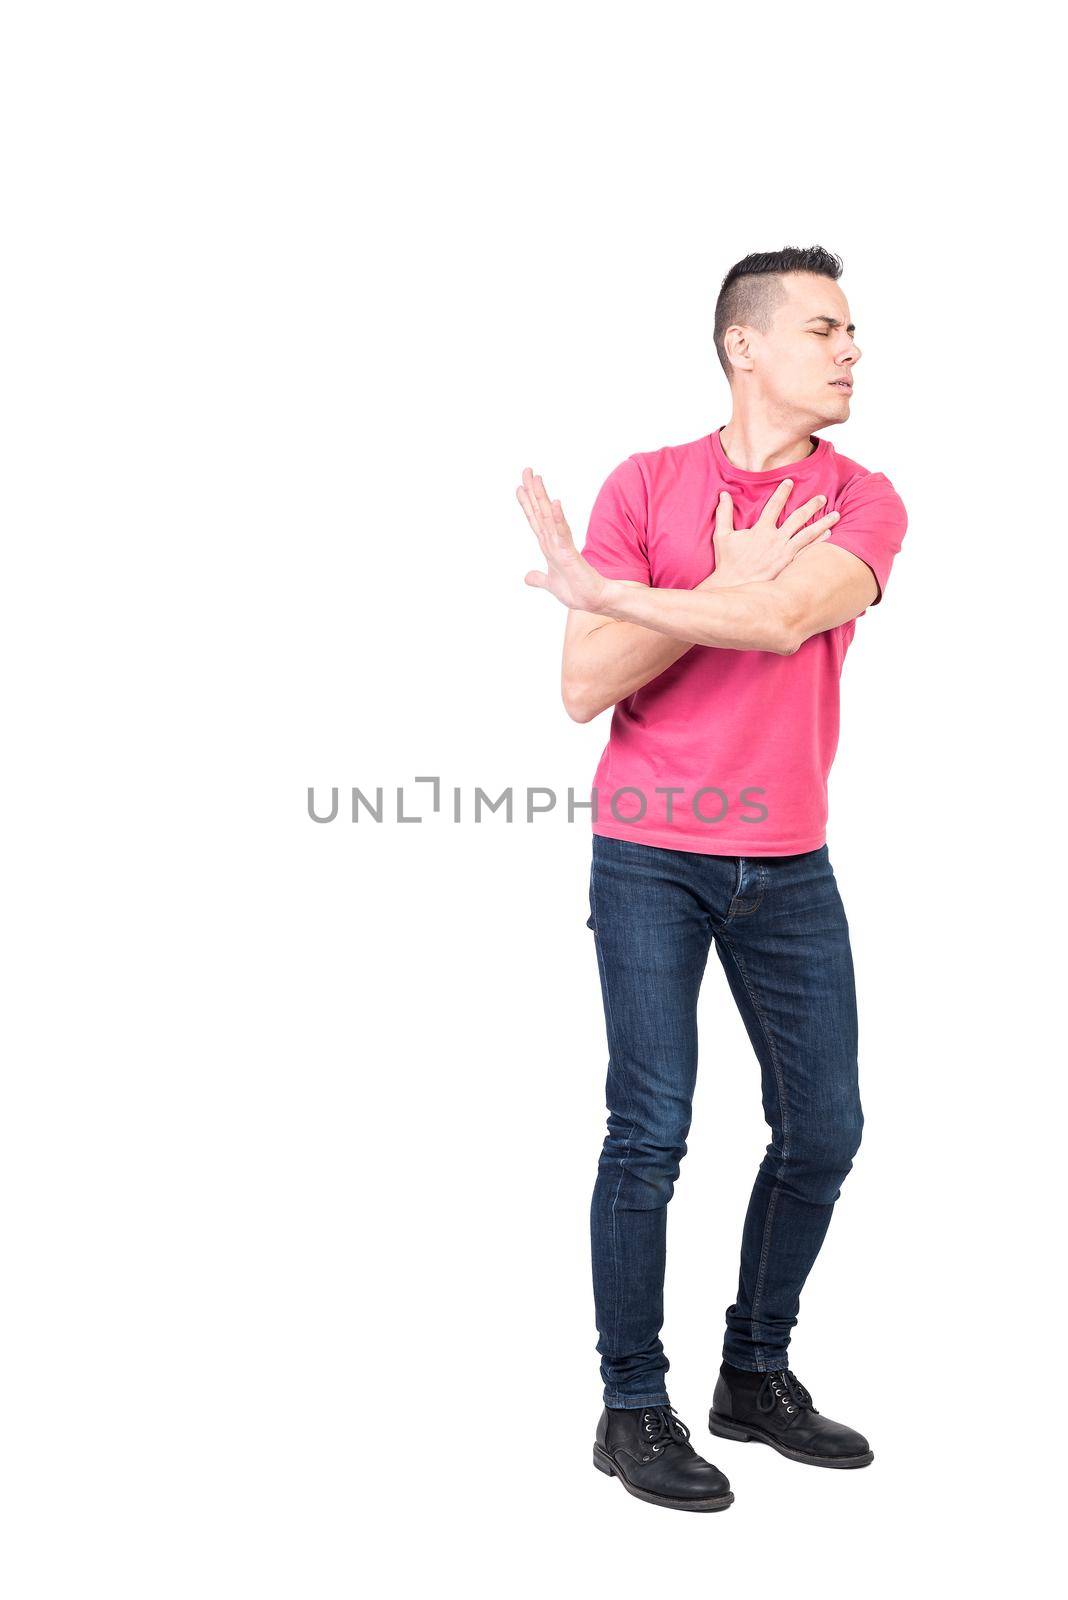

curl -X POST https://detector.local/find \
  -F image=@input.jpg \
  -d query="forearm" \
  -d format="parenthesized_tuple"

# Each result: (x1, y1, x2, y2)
(563, 573, 744, 723)
(599, 576, 794, 655)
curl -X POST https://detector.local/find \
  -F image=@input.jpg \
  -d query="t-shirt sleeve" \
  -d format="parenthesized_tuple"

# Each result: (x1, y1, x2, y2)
(579, 456, 652, 584)
(824, 470, 908, 607)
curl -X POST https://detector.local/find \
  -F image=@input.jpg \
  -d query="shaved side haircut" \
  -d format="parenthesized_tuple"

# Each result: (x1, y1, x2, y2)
(714, 245, 844, 381)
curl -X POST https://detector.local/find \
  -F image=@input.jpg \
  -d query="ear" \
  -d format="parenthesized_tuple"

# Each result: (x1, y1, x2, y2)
(723, 325, 754, 375)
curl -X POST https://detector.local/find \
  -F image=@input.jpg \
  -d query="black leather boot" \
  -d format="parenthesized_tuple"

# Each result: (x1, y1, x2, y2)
(593, 1403, 734, 1511)
(708, 1364, 873, 1468)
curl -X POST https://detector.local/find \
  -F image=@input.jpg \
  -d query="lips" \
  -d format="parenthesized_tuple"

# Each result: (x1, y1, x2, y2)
(829, 379, 853, 391)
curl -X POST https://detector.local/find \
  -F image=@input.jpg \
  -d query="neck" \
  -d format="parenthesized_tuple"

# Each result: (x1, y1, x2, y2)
(718, 405, 819, 473)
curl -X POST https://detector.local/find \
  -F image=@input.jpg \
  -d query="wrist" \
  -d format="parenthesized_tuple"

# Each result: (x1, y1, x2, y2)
(594, 576, 625, 617)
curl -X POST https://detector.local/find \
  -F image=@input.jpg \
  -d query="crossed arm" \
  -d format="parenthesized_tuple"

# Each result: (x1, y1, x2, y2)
(561, 546, 877, 721)
(516, 465, 879, 723)
(603, 541, 877, 652)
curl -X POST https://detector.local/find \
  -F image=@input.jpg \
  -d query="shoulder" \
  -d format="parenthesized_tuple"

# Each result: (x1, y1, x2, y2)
(618, 433, 712, 495)
(823, 440, 908, 519)
(591, 453, 648, 515)
(594, 435, 705, 500)
(629, 432, 711, 474)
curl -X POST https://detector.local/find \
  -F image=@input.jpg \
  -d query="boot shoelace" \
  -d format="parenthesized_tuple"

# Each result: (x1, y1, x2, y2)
(756, 1368, 816, 1418)
(639, 1405, 691, 1461)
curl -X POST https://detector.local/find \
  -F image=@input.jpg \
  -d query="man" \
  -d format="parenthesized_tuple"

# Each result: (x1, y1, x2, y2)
(516, 245, 908, 1513)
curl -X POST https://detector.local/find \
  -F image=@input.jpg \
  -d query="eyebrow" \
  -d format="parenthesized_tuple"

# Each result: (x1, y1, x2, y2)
(806, 314, 857, 335)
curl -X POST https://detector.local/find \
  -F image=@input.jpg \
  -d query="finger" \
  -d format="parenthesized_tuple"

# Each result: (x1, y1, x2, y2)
(520, 469, 552, 522)
(531, 472, 558, 530)
(524, 569, 549, 589)
(520, 468, 552, 524)
(715, 490, 734, 536)
(531, 474, 569, 553)
(780, 493, 828, 538)
(788, 510, 840, 544)
(518, 483, 559, 553)
(516, 484, 544, 537)
(517, 484, 554, 552)
(550, 497, 575, 545)
(757, 477, 794, 526)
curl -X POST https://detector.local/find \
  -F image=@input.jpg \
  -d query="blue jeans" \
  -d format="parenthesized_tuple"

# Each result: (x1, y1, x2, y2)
(586, 835, 862, 1407)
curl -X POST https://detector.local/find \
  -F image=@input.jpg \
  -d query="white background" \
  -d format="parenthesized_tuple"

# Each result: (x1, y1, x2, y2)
(2, 2, 1064, 1594)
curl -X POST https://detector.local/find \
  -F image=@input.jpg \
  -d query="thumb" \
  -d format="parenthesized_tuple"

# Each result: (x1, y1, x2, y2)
(715, 490, 734, 537)
(525, 570, 548, 589)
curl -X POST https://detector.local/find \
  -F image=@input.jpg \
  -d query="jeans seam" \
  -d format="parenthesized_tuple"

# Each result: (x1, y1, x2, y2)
(726, 859, 766, 920)
(604, 1391, 671, 1409)
(750, 1191, 780, 1370)
(590, 863, 638, 1373)
(716, 928, 790, 1367)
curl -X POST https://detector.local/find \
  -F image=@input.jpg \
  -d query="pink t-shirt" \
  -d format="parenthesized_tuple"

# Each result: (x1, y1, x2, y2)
(579, 426, 908, 856)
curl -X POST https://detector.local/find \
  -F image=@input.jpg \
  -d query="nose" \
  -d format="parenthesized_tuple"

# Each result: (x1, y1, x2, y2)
(837, 338, 861, 367)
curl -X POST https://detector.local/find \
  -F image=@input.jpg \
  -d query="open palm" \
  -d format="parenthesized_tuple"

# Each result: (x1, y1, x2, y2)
(515, 468, 609, 613)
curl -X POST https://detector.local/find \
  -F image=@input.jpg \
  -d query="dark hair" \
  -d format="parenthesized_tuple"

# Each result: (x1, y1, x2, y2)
(714, 245, 843, 381)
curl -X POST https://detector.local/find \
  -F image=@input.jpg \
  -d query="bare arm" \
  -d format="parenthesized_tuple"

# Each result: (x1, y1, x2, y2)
(518, 466, 875, 657)
(517, 470, 843, 722)
(600, 542, 878, 655)
(562, 572, 727, 723)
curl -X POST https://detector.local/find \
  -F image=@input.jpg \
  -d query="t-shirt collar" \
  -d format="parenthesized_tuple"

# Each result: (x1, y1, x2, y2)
(709, 424, 829, 484)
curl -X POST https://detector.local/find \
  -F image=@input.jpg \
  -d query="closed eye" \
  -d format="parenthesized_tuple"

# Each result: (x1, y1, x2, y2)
(811, 330, 830, 337)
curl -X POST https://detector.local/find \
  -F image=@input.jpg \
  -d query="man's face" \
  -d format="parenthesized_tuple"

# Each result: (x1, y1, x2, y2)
(742, 273, 862, 427)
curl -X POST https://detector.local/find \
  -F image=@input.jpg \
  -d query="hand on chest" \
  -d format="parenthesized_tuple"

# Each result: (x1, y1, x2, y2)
(647, 481, 838, 589)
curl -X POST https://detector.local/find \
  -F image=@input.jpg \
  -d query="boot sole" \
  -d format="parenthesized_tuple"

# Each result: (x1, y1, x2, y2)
(708, 1411, 874, 1469)
(592, 1443, 734, 1511)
